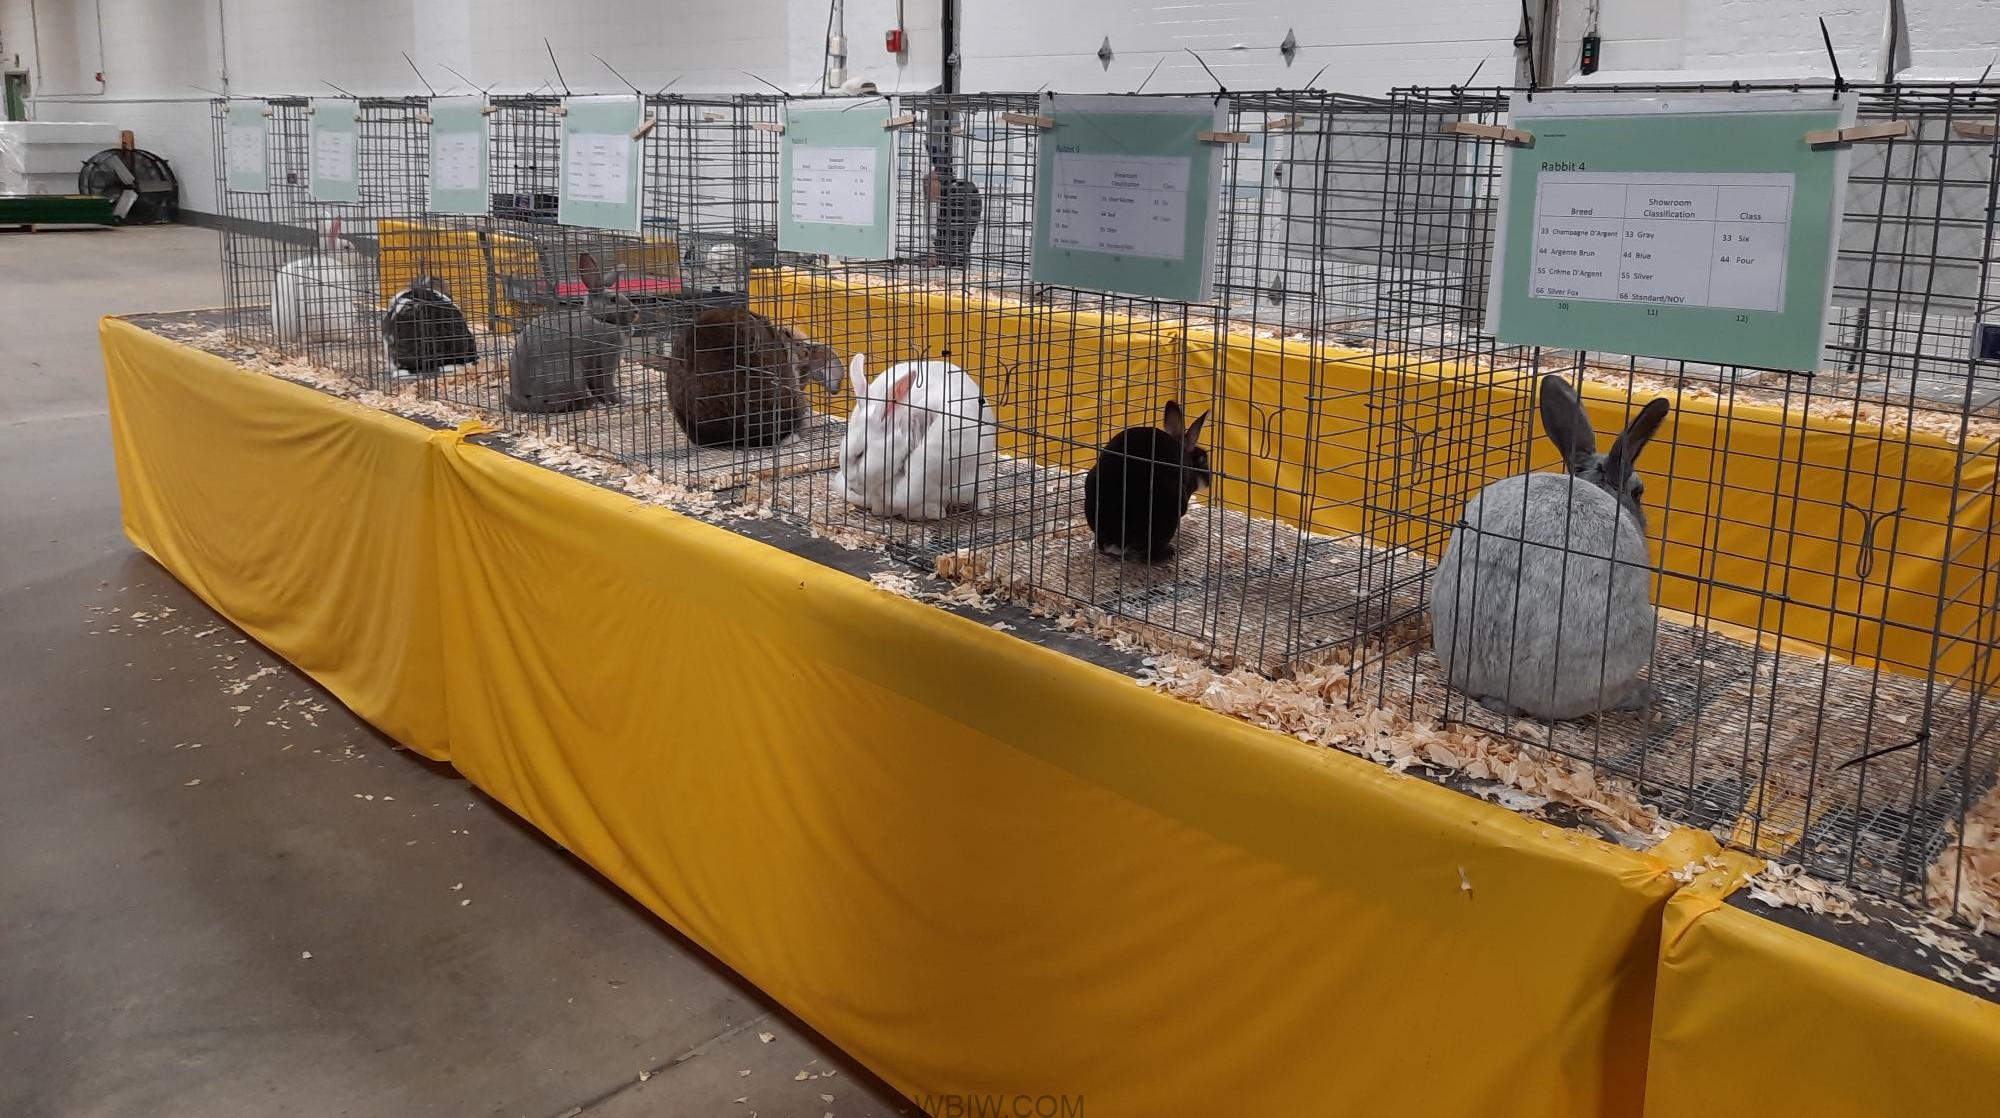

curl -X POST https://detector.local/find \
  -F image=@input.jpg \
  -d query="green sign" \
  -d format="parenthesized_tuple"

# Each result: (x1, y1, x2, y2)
(1030, 94, 1226, 303)
(310, 98, 361, 203)
(558, 95, 644, 233)
(779, 99, 895, 259)
(428, 96, 489, 215)
(1489, 92, 1855, 372)
(224, 101, 269, 194)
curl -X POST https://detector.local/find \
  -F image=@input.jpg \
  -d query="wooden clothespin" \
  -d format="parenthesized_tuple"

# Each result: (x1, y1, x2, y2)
(1441, 120, 1532, 146)
(631, 116, 657, 140)
(702, 111, 726, 122)
(550, 105, 569, 117)
(884, 113, 917, 130)
(1952, 121, 1999, 141)
(1805, 120, 1911, 146)
(751, 121, 786, 133)
(480, 105, 498, 116)
(1262, 115, 1301, 132)
(418, 113, 434, 125)
(1002, 111, 1054, 130)
(1198, 130, 1250, 144)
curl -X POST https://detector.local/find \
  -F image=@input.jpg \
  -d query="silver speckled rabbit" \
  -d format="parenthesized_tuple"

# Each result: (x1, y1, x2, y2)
(1429, 375, 1671, 720)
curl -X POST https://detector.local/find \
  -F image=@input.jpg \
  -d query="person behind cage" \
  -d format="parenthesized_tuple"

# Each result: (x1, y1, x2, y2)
(926, 138, 982, 269)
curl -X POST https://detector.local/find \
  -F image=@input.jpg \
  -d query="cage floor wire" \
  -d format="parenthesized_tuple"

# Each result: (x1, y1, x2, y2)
(1361, 605, 1998, 887)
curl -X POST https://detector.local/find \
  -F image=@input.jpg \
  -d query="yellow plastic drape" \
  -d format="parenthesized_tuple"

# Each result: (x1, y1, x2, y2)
(1648, 858, 2000, 1118)
(105, 317, 1671, 1115)
(103, 319, 450, 758)
(102, 318, 2000, 1116)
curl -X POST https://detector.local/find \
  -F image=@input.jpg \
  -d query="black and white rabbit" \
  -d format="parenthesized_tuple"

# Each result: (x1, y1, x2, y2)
(1430, 374, 1672, 720)
(381, 273, 477, 377)
(506, 252, 636, 414)
(1084, 400, 1211, 562)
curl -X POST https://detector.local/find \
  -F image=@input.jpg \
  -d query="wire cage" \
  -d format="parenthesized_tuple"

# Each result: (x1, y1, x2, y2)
(212, 96, 431, 386)
(738, 90, 1431, 673)
(1346, 81, 2000, 908)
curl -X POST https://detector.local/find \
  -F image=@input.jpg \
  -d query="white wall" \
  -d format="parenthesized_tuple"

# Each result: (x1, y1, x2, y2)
(3, 0, 1997, 217)
(959, 0, 1531, 94)
(1553, 0, 1997, 85)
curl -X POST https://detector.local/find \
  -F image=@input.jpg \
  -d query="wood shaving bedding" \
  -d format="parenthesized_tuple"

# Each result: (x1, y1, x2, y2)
(1928, 785, 2000, 931)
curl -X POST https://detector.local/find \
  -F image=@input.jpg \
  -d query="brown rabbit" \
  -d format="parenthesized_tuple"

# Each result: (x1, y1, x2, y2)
(666, 307, 843, 448)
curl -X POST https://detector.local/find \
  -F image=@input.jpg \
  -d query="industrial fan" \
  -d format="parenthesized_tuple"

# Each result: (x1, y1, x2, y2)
(77, 147, 180, 224)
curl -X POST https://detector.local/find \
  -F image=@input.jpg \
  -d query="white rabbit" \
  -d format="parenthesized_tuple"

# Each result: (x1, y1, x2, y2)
(836, 355, 997, 521)
(272, 216, 363, 345)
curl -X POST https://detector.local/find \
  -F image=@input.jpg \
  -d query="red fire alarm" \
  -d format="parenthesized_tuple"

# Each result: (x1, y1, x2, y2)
(885, 27, 906, 55)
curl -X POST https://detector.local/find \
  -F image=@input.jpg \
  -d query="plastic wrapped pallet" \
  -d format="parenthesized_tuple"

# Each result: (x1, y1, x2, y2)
(0, 121, 119, 185)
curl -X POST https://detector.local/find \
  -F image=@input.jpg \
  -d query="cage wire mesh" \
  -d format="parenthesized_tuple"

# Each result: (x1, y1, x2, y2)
(1349, 82, 2000, 909)
(207, 82, 2000, 912)
(746, 90, 1430, 675)
(212, 96, 432, 386)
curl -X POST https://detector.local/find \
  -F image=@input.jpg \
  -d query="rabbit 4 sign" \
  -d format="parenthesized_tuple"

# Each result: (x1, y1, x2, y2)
(1031, 95, 1226, 303)
(558, 96, 643, 233)
(780, 100, 895, 259)
(1488, 93, 1854, 372)
(310, 99, 361, 204)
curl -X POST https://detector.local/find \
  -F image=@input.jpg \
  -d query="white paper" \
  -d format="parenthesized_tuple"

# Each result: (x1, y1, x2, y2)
(314, 128, 356, 184)
(564, 132, 631, 206)
(1049, 152, 1191, 260)
(432, 132, 483, 193)
(789, 145, 878, 226)
(1529, 171, 1794, 313)
(227, 124, 263, 175)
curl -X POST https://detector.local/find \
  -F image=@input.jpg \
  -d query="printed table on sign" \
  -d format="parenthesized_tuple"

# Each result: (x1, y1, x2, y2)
(1530, 172, 1794, 313)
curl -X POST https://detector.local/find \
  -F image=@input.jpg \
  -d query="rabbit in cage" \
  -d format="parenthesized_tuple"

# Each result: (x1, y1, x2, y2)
(664, 307, 842, 448)
(837, 355, 997, 521)
(505, 252, 636, 414)
(382, 272, 477, 378)
(1084, 401, 1211, 562)
(272, 216, 362, 344)
(1429, 374, 1671, 720)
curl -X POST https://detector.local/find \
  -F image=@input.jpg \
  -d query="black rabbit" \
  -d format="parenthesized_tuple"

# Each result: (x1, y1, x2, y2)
(381, 274, 478, 377)
(1084, 400, 1212, 562)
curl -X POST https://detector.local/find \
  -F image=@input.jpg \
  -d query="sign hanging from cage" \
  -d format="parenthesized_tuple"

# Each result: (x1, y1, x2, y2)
(557, 95, 644, 233)
(1029, 94, 1227, 303)
(778, 98, 897, 259)
(310, 98, 360, 204)
(1487, 92, 1855, 373)
(428, 95, 489, 216)
(225, 101, 269, 194)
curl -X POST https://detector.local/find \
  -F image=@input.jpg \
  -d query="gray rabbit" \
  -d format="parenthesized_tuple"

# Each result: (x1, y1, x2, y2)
(1429, 375, 1671, 720)
(506, 252, 637, 414)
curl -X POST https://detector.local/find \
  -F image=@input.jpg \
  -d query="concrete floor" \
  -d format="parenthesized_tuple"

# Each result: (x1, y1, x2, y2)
(0, 225, 909, 1118)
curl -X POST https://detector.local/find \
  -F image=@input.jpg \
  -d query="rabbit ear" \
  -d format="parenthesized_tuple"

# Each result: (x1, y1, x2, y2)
(577, 252, 603, 291)
(1605, 397, 1671, 486)
(1183, 410, 1209, 449)
(1537, 375, 1597, 472)
(1161, 400, 1186, 441)
(846, 353, 869, 398)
